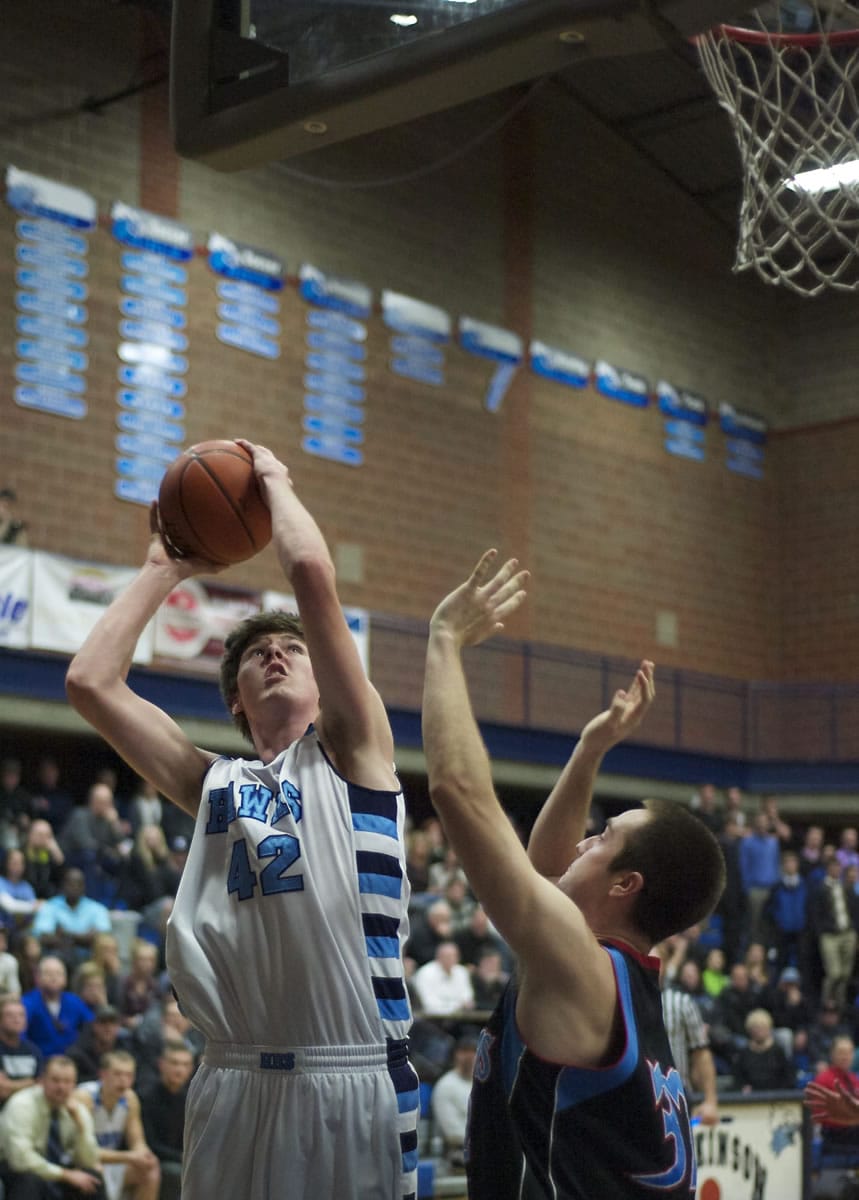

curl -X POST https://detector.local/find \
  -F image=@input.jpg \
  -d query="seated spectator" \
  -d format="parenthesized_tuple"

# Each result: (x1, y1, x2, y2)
(0, 1054, 105, 1199)
(676, 957, 716, 1025)
(59, 782, 128, 905)
(406, 899, 455, 968)
(31, 867, 112, 967)
(68, 1005, 128, 1085)
(427, 847, 469, 897)
(22, 955, 94, 1058)
(131, 996, 204, 1097)
(0, 994, 44, 1107)
(732, 1008, 796, 1093)
(72, 963, 109, 1014)
(813, 1035, 859, 1153)
(769, 966, 813, 1064)
(405, 829, 432, 894)
(139, 1041, 195, 1200)
(0, 758, 33, 849)
(744, 942, 773, 990)
(470, 948, 508, 1012)
(125, 779, 163, 836)
(442, 876, 476, 935)
(454, 903, 509, 971)
(29, 758, 75, 834)
(119, 942, 160, 1032)
(76, 1048, 160, 1200)
(89, 934, 123, 1009)
(117, 826, 173, 912)
(14, 933, 43, 995)
(431, 1036, 478, 1161)
(702, 947, 729, 998)
(412, 942, 475, 1017)
(0, 847, 40, 928)
(710, 963, 760, 1063)
(808, 1000, 854, 1074)
(23, 819, 65, 900)
(0, 926, 22, 995)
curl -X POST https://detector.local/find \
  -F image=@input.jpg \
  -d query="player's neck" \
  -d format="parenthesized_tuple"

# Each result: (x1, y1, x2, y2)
(250, 709, 314, 763)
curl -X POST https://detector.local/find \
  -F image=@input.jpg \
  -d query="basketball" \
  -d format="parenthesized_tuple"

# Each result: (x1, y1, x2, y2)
(157, 440, 272, 566)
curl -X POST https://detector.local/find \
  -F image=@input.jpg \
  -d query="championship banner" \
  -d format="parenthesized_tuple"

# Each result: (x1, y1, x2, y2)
(458, 317, 522, 413)
(263, 590, 370, 675)
(719, 402, 767, 481)
(154, 577, 261, 672)
(0, 547, 32, 648)
(658, 381, 708, 463)
(209, 232, 284, 361)
(594, 360, 650, 408)
(30, 552, 153, 661)
(694, 1095, 806, 1200)
(530, 340, 590, 390)
(382, 290, 450, 388)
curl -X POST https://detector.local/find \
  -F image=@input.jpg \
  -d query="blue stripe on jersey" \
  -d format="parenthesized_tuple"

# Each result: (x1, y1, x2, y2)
(378, 997, 412, 1021)
(366, 935, 401, 958)
(356, 850, 403, 878)
(555, 947, 640, 1110)
(352, 811, 399, 839)
(358, 872, 402, 898)
(387, 1037, 420, 1196)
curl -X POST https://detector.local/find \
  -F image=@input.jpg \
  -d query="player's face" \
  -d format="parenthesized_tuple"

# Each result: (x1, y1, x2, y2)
(233, 632, 319, 720)
(559, 808, 650, 909)
(102, 1062, 135, 1096)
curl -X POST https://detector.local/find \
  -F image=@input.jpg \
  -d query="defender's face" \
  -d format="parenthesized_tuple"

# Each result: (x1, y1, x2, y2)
(233, 633, 319, 722)
(559, 808, 650, 906)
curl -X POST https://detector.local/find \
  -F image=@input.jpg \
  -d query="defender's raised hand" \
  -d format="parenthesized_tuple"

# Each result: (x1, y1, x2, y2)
(430, 549, 528, 649)
(578, 660, 656, 754)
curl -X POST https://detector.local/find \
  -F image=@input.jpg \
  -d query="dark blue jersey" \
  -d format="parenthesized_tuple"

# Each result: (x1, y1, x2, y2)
(466, 941, 697, 1199)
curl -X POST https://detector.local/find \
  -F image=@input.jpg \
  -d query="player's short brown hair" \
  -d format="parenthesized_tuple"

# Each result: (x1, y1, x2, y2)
(609, 799, 726, 946)
(219, 611, 305, 742)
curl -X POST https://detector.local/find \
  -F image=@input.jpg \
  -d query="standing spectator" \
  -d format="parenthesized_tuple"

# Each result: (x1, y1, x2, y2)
(0, 926, 22, 995)
(118, 943, 160, 1032)
(22, 956, 94, 1058)
(0, 1054, 104, 1198)
(31, 868, 112, 967)
(59, 784, 128, 905)
(29, 759, 75, 835)
(139, 1042, 195, 1200)
(412, 942, 475, 1017)
(799, 825, 826, 877)
(765, 850, 808, 976)
(0, 995, 44, 1107)
(691, 784, 723, 835)
(760, 796, 793, 846)
(0, 488, 27, 546)
(0, 847, 40, 928)
(714, 818, 747, 968)
(809, 855, 859, 1011)
(24, 820, 65, 900)
(732, 1009, 795, 1093)
(836, 828, 859, 876)
(812, 1035, 859, 1154)
(0, 758, 33, 849)
(724, 787, 748, 833)
(739, 812, 781, 946)
(68, 1006, 128, 1085)
(431, 1036, 478, 1159)
(75, 1049, 160, 1200)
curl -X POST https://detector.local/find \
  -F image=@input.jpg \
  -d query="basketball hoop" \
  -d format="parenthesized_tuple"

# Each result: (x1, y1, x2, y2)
(695, 2, 859, 296)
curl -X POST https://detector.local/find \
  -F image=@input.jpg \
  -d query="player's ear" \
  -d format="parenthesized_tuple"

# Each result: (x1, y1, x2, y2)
(610, 870, 644, 899)
(230, 694, 243, 716)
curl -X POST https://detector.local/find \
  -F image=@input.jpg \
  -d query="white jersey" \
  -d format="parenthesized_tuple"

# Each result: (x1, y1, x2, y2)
(166, 729, 419, 1200)
(77, 1080, 129, 1200)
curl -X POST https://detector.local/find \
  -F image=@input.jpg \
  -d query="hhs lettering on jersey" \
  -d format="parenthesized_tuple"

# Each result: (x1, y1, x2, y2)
(631, 1061, 696, 1194)
(206, 780, 304, 901)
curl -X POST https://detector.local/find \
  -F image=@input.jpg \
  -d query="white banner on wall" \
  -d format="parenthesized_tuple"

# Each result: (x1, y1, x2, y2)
(694, 1096, 805, 1200)
(0, 547, 32, 648)
(30, 551, 153, 661)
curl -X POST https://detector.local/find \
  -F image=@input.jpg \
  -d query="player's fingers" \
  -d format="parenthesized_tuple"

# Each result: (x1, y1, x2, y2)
(493, 590, 528, 622)
(469, 549, 498, 586)
(491, 568, 528, 606)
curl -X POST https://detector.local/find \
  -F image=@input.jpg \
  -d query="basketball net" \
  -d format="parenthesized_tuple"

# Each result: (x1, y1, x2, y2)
(696, 2, 859, 295)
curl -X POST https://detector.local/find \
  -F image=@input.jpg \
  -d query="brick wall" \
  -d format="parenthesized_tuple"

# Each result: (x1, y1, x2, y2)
(3, 0, 859, 689)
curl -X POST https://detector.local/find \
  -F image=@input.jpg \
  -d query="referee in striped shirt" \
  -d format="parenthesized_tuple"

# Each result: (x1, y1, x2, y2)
(659, 953, 720, 1125)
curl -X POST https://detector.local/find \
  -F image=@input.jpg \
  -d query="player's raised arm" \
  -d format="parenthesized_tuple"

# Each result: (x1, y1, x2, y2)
(238, 440, 394, 785)
(527, 661, 655, 880)
(65, 517, 218, 814)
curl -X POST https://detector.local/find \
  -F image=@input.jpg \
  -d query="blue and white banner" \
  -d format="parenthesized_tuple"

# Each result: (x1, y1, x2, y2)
(0, 548, 32, 648)
(30, 552, 154, 659)
(7, 169, 94, 420)
(209, 233, 283, 361)
(383, 290, 450, 388)
(719, 403, 767, 480)
(458, 317, 522, 412)
(300, 264, 371, 467)
(594, 360, 650, 408)
(114, 204, 193, 503)
(530, 340, 590, 389)
(658, 381, 708, 462)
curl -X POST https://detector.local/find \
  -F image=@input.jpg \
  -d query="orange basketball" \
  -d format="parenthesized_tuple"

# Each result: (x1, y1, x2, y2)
(158, 440, 272, 566)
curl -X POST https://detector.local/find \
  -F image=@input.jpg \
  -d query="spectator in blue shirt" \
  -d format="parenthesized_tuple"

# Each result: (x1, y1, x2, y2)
(31, 867, 112, 966)
(22, 955, 94, 1057)
(739, 812, 781, 945)
(765, 850, 809, 976)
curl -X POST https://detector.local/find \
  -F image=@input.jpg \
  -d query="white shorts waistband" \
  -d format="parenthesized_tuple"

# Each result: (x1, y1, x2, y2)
(203, 1041, 390, 1075)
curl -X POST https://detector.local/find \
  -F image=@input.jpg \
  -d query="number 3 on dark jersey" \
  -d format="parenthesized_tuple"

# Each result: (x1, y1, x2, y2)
(227, 834, 304, 901)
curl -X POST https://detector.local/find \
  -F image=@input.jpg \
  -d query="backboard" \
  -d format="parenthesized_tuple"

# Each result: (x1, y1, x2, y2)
(170, 0, 747, 170)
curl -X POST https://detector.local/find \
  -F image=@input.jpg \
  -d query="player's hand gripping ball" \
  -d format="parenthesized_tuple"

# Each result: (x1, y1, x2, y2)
(157, 440, 272, 566)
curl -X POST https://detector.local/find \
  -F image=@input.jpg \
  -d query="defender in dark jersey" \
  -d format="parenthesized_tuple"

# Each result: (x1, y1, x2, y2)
(422, 551, 726, 1200)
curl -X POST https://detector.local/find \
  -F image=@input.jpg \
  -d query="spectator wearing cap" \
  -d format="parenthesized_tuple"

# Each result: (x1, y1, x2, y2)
(0, 487, 27, 546)
(431, 1036, 478, 1160)
(67, 1005, 129, 1084)
(769, 966, 814, 1065)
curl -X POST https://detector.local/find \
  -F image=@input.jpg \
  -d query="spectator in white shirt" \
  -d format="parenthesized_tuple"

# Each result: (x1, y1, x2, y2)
(413, 942, 475, 1017)
(431, 1036, 478, 1157)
